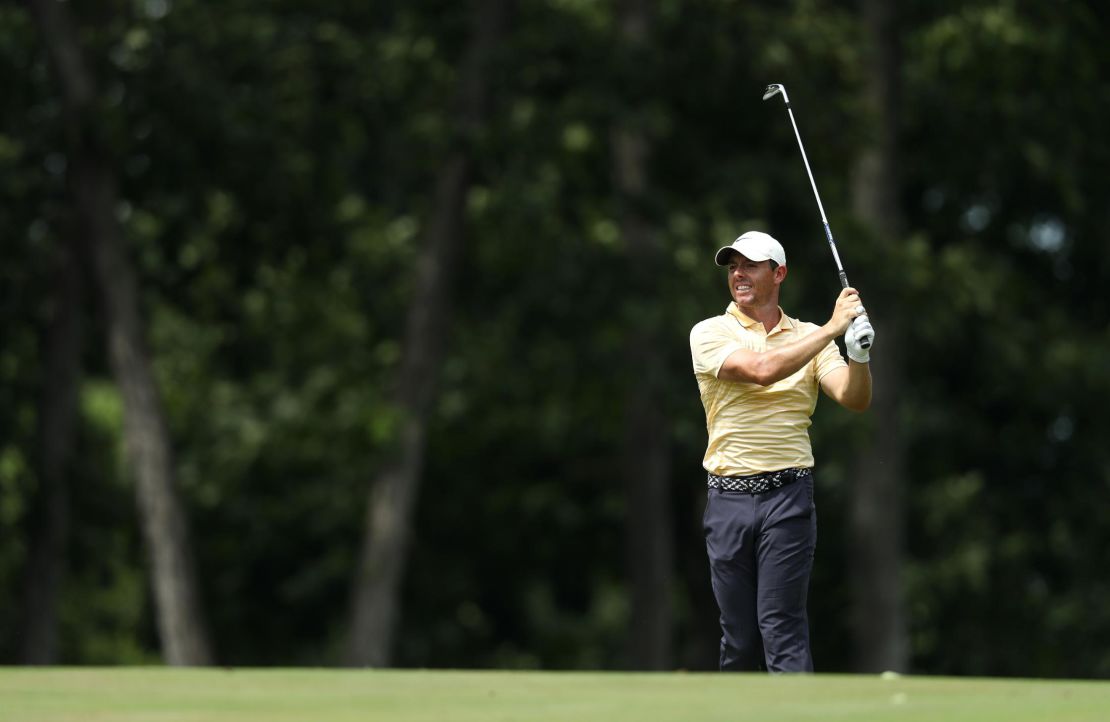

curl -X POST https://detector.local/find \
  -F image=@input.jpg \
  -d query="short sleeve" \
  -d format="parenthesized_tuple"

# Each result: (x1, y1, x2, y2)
(813, 337, 848, 383)
(690, 319, 747, 379)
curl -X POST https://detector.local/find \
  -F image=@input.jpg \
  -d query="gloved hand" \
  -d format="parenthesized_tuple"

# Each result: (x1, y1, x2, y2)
(845, 315, 874, 364)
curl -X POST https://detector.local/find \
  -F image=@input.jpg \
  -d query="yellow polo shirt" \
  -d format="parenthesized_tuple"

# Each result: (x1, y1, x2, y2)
(690, 303, 846, 477)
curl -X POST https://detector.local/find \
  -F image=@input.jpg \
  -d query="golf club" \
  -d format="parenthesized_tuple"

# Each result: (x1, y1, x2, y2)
(762, 83, 871, 349)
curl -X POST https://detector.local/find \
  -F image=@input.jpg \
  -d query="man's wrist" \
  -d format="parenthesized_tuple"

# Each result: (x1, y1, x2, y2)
(821, 323, 842, 345)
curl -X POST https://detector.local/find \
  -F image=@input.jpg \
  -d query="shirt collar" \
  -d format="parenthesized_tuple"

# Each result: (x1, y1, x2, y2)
(726, 302, 794, 333)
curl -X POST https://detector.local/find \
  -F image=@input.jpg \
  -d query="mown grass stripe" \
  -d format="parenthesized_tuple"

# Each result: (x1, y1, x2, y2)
(1, 669, 1107, 722)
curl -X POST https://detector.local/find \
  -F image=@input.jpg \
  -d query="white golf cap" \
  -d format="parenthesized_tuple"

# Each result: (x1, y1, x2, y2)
(714, 231, 787, 267)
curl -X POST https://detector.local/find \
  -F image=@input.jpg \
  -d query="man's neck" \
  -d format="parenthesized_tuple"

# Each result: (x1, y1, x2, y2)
(739, 303, 782, 333)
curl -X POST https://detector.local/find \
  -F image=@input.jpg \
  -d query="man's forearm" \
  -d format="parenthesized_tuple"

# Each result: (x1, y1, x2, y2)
(840, 360, 873, 411)
(719, 325, 837, 386)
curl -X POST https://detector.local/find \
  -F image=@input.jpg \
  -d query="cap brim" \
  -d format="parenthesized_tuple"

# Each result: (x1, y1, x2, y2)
(714, 245, 774, 266)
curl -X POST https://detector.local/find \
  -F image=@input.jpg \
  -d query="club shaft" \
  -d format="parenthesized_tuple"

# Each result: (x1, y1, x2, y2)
(785, 107, 829, 224)
(785, 106, 849, 281)
(775, 89, 871, 349)
(822, 224, 849, 288)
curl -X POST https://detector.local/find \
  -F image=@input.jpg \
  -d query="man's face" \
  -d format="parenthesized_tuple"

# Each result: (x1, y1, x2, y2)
(725, 252, 785, 307)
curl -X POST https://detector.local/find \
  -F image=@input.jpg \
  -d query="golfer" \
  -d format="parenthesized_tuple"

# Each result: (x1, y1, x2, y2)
(689, 230, 873, 672)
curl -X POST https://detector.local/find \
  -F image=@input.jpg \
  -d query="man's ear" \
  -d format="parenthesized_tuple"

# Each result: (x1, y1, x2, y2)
(774, 265, 788, 284)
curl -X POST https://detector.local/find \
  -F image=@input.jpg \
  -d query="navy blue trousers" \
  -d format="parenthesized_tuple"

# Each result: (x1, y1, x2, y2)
(703, 474, 817, 672)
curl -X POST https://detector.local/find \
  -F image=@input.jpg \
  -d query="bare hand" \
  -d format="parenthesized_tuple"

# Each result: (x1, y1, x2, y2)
(827, 287, 866, 335)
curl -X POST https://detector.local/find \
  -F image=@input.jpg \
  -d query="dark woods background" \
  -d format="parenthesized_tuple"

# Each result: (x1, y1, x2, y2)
(2, 0, 1109, 676)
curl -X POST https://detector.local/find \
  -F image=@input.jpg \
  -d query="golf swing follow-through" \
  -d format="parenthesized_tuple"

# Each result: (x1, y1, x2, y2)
(688, 84, 875, 672)
(762, 82, 872, 349)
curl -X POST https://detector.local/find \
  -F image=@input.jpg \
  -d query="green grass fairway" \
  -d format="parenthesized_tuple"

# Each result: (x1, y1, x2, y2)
(2, 668, 1108, 722)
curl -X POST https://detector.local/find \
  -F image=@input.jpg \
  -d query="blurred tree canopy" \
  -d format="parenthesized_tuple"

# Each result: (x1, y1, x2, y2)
(2, 0, 1109, 677)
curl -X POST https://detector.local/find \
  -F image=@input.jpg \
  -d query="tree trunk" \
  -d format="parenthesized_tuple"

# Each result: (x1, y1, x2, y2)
(848, 0, 908, 673)
(28, 0, 213, 666)
(21, 240, 82, 664)
(614, 0, 674, 671)
(346, 0, 508, 667)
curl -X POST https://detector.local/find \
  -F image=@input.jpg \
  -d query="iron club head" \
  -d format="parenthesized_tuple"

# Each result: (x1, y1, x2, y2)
(763, 83, 790, 102)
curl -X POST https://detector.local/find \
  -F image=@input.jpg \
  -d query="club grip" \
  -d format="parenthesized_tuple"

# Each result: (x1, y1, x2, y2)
(856, 313, 872, 349)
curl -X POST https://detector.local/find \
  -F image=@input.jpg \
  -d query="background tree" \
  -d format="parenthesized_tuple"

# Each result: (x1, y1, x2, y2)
(347, 0, 511, 667)
(613, 0, 675, 670)
(19, 231, 81, 664)
(2, 0, 1110, 678)
(27, 0, 212, 665)
(847, 0, 908, 672)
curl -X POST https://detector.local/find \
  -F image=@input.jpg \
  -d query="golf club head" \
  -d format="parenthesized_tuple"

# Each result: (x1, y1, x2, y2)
(762, 83, 787, 102)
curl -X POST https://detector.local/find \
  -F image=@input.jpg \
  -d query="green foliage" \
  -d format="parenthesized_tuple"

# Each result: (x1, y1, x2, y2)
(3, 0, 1110, 676)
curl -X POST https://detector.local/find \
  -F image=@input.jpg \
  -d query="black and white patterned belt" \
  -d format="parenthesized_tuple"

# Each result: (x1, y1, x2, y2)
(707, 467, 812, 494)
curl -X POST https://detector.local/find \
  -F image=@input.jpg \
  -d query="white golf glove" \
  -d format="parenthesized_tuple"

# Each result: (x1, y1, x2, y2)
(845, 316, 874, 364)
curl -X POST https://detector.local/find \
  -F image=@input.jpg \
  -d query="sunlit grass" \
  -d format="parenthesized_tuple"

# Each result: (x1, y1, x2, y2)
(1, 668, 1108, 722)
